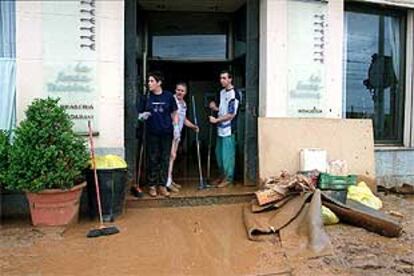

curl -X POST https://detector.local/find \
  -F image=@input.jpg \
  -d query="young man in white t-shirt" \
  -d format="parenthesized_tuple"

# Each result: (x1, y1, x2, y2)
(166, 82, 199, 192)
(209, 70, 240, 188)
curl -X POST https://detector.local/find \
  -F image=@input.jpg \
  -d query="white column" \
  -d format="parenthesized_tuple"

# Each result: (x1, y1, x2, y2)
(325, 0, 344, 118)
(16, 1, 45, 120)
(259, 0, 288, 117)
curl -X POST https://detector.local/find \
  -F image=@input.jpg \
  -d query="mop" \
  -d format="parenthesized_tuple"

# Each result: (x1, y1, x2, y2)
(86, 121, 120, 238)
(131, 139, 145, 198)
(206, 109, 213, 183)
(130, 118, 145, 198)
(130, 91, 148, 198)
(191, 96, 209, 190)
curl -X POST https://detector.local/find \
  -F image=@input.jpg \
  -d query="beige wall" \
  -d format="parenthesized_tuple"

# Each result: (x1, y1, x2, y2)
(16, 0, 125, 155)
(258, 118, 376, 179)
(14, 0, 413, 156)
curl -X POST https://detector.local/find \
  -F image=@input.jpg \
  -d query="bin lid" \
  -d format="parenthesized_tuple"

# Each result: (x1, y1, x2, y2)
(90, 154, 127, 169)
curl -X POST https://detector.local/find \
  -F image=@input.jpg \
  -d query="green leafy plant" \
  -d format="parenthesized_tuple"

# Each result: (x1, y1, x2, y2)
(0, 130, 10, 187)
(7, 97, 89, 192)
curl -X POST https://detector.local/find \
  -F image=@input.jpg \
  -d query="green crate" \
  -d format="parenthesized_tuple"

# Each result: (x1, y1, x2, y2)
(318, 173, 357, 190)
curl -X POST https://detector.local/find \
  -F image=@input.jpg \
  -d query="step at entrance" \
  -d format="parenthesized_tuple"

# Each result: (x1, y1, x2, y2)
(127, 184, 256, 209)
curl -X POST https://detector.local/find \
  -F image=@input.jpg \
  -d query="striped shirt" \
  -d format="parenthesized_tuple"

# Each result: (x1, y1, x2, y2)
(217, 88, 239, 137)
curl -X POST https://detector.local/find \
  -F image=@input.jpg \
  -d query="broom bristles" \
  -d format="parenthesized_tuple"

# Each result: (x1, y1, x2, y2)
(87, 226, 120, 238)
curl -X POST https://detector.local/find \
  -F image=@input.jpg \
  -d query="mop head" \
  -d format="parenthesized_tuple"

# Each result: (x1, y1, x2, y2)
(86, 226, 120, 238)
(198, 182, 212, 190)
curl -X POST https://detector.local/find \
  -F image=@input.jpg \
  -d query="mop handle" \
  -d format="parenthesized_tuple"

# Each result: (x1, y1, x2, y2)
(88, 121, 104, 225)
(191, 95, 198, 126)
(192, 96, 204, 183)
(207, 109, 213, 180)
(191, 96, 201, 144)
(136, 93, 149, 186)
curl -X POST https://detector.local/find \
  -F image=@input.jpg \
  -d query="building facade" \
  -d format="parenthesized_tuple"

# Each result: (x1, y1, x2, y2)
(1, 0, 414, 187)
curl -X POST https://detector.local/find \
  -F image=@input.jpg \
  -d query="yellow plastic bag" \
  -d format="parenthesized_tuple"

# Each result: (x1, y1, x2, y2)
(104, 154, 127, 169)
(321, 205, 339, 225)
(90, 155, 127, 169)
(347, 181, 382, 210)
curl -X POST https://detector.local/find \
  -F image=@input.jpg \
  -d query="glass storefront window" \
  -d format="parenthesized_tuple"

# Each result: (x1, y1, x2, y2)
(148, 12, 229, 61)
(0, 0, 16, 132)
(344, 5, 406, 144)
(152, 34, 227, 60)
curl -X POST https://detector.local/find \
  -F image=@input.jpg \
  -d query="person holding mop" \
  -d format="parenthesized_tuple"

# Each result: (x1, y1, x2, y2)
(166, 82, 199, 193)
(208, 70, 240, 188)
(138, 71, 180, 197)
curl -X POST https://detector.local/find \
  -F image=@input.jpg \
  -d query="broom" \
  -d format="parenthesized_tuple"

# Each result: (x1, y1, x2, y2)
(131, 139, 145, 198)
(129, 123, 145, 198)
(86, 121, 120, 238)
(130, 90, 148, 198)
(192, 96, 209, 190)
(206, 109, 213, 182)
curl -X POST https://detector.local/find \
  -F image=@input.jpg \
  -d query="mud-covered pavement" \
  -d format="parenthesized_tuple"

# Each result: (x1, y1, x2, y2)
(296, 193, 414, 275)
(1, 193, 413, 275)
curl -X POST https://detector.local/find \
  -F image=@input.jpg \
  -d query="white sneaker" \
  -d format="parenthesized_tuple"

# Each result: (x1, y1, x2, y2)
(172, 182, 182, 189)
(167, 184, 179, 193)
(166, 177, 172, 187)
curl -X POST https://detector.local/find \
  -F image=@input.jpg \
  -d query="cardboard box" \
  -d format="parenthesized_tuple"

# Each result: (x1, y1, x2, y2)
(299, 148, 327, 172)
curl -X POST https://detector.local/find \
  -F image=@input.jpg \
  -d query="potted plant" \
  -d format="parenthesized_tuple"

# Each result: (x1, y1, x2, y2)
(6, 97, 89, 226)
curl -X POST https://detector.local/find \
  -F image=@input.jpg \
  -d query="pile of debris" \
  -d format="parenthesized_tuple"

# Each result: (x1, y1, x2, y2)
(243, 171, 404, 261)
(256, 170, 316, 206)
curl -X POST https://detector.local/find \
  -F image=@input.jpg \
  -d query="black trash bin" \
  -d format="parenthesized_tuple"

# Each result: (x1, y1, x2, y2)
(87, 168, 127, 222)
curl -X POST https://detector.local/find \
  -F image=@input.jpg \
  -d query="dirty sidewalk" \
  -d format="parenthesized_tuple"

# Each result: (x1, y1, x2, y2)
(1, 194, 413, 275)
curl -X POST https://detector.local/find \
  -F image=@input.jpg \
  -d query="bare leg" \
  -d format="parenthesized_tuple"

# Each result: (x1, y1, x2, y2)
(167, 139, 179, 187)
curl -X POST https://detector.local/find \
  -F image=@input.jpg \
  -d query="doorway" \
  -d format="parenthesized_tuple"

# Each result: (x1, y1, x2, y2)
(147, 61, 245, 183)
(124, 0, 259, 191)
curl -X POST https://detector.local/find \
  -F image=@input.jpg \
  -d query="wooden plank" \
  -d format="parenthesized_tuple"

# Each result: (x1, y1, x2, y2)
(323, 198, 402, 238)
(255, 189, 284, 206)
(258, 118, 376, 181)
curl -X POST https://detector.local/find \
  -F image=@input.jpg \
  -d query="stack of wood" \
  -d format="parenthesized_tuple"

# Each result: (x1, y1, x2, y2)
(256, 171, 316, 206)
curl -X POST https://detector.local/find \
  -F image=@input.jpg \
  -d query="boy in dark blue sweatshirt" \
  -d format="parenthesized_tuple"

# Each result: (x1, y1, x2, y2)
(138, 71, 179, 197)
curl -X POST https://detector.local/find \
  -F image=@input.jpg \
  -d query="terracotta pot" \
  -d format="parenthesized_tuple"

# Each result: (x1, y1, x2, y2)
(26, 182, 86, 226)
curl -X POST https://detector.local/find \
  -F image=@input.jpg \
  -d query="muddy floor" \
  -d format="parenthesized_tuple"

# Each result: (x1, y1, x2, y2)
(1, 193, 413, 275)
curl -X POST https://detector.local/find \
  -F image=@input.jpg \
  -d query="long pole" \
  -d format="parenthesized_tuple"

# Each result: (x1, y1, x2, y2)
(137, 50, 148, 186)
(207, 110, 213, 181)
(192, 95, 204, 189)
(88, 121, 104, 226)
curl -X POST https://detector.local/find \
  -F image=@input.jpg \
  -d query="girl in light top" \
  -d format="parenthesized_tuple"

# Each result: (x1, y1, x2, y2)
(166, 82, 199, 192)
